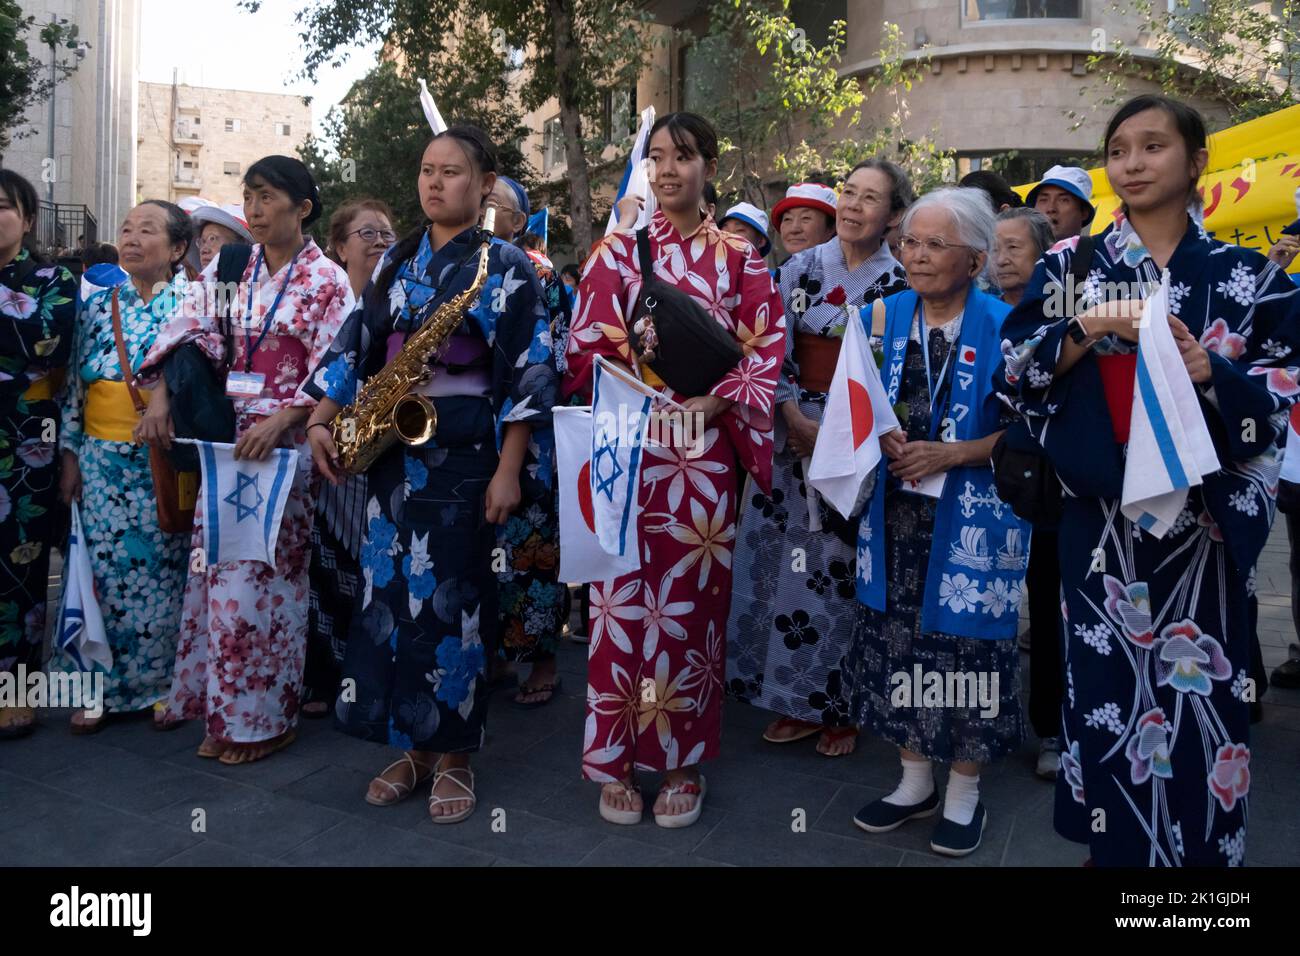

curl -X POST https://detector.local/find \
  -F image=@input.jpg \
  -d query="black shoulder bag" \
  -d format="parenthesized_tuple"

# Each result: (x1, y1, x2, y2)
(627, 226, 743, 397)
(990, 234, 1096, 525)
(162, 243, 248, 471)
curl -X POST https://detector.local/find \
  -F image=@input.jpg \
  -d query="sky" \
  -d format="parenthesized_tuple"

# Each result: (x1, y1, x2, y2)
(138, 0, 381, 140)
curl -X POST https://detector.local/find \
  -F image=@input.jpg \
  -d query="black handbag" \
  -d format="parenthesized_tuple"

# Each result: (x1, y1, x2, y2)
(991, 233, 1096, 524)
(628, 226, 743, 397)
(162, 243, 248, 471)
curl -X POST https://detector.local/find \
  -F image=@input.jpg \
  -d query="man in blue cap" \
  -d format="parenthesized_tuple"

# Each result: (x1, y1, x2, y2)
(717, 201, 772, 258)
(1026, 164, 1096, 241)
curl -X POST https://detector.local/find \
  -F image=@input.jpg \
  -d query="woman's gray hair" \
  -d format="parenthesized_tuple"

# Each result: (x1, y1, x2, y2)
(996, 207, 1055, 259)
(899, 186, 997, 282)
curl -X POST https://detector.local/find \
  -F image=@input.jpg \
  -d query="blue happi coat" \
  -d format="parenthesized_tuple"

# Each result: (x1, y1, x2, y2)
(857, 286, 1031, 640)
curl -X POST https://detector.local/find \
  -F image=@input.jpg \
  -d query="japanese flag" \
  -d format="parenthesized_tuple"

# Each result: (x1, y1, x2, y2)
(554, 405, 639, 583)
(808, 311, 899, 518)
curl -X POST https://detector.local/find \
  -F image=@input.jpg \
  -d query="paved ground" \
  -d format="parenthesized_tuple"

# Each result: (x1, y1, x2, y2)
(2, 524, 1298, 867)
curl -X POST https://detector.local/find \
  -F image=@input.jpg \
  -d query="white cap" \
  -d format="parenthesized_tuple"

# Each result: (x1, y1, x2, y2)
(718, 202, 772, 255)
(1027, 166, 1096, 225)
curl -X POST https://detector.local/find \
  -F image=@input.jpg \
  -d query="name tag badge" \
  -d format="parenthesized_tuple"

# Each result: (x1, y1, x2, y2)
(904, 471, 947, 499)
(226, 371, 266, 399)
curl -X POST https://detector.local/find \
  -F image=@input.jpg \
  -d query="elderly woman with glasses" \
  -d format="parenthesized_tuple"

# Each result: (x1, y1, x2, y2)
(840, 187, 1030, 857)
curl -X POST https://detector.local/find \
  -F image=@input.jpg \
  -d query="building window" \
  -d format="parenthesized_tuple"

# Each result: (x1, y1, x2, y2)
(601, 86, 636, 146)
(962, 1, 1082, 22)
(182, 160, 195, 169)
(543, 116, 565, 173)
(193, 116, 200, 125)
(223, 162, 240, 176)
(277, 122, 291, 136)
(225, 118, 241, 132)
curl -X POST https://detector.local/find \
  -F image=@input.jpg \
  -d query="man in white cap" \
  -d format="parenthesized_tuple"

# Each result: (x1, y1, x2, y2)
(1026, 165, 1096, 241)
(718, 201, 772, 258)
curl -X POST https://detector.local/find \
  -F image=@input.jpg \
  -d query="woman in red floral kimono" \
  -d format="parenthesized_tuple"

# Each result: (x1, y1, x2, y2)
(564, 113, 786, 827)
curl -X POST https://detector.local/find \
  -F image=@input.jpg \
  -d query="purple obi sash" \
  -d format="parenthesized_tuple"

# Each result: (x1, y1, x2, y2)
(385, 331, 492, 398)
(232, 333, 310, 400)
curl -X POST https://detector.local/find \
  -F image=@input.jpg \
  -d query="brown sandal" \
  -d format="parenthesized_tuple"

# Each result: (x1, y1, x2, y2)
(762, 717, 822, 744)
(216, 730, 297, 765)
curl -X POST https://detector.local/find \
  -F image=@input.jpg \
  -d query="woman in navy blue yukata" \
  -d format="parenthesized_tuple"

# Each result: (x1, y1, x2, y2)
(996, 94, 1300, 866)
(843, 187, 1030, 858)
(303, 125, 557, 823)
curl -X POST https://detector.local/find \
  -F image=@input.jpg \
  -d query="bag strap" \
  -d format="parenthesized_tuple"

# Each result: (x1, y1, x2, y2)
(1070, 233, 1095, 286)
(215, 243, 253, 369)
(111, 288, 148, 415)
(635, 227, 655, 287)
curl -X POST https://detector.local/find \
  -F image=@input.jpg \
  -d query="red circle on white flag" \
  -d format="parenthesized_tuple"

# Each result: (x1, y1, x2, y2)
(849, 379, 874, 448)
(579, 460, 596, 532)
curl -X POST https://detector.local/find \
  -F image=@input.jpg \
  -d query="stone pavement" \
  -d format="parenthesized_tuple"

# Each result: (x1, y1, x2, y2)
(2, 524, 1298, 867)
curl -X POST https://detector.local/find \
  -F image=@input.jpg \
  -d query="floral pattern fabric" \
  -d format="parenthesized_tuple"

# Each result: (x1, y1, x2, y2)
(565, 211, 786, 780)
(142, 239, 355, 743)
(303, 228, 557, 752)
(48, 277, 190, 709)
(995, 214, 1300, 866)
(0, 249, 75, 675)
(727, 237, 906, 723)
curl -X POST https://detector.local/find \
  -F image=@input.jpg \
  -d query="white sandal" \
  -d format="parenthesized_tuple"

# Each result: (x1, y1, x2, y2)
(653, 773, 707, 829)
(365, 753, 436, 807)
(428, 760, 476, 824)
(598, 780, 643, 826)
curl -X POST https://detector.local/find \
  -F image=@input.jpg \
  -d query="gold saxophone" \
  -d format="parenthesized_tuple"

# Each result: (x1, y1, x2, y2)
(332, 209, 496, 473)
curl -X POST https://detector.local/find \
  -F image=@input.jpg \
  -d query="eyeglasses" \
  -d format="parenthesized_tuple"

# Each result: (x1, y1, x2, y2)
(348, 227, 397, 244)
(897, 235, 974, 254)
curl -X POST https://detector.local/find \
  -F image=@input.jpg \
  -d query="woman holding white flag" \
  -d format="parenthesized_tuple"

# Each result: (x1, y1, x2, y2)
(726, 160, 909, 757)
(564, 112, 786, 827)
(136, 156, 354, 764)
(996, 95, 1300, 867)
(843, 187, 1028, 857)
(52, 201, 195, 732)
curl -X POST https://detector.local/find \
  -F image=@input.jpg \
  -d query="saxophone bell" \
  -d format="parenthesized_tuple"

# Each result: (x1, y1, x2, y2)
(392, 392, 438, 446)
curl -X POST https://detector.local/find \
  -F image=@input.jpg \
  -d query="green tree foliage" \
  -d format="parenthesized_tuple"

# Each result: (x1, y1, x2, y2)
(688, 2, 952, 208)
(0, 7, 82, 158)
(1071, 0, 1300, 131)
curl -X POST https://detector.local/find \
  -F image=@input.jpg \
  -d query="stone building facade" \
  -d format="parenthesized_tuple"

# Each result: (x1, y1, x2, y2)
(136, 81, 311, 206)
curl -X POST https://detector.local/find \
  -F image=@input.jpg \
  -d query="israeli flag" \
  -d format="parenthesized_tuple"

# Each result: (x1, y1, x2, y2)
(56, 502, 113, 674)
(604, 106, 658, 237)
(590, 356, 654, 558)
(1121, 273, 1221, 536)
(188, 440, 299, 566)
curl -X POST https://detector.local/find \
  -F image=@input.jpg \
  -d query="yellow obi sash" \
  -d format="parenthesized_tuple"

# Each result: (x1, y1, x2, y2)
(85, 380, 150, 443)
(641, 364, 666, 390)
(22, 369, 64, 402)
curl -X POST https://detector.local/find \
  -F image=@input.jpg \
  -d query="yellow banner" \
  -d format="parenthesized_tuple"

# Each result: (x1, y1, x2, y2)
(1017, 104, 1300, 273)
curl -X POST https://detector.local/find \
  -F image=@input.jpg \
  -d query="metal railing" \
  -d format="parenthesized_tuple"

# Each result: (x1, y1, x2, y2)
(33, 201, 98, 254)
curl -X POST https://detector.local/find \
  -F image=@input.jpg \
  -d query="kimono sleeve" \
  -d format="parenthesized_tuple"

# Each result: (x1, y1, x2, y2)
(562, 232, 638, 401)
(487, 253, 559, 440)
(0, 261, 77, 400)
(710, 246, 787, 426)
(59, 297, 97, 454)
(292, 274, 356, 409)
(993, 242, 1075, 420)
(773, 252, 807, 407)
(1200, 258, 1300, 461)
(136, 258, 226, 386)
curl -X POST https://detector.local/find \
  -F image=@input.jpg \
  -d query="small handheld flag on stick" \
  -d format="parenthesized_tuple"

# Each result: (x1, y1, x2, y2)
(418, 79, 447, 135)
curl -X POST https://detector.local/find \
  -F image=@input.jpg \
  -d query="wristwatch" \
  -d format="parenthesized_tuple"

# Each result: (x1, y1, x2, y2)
(1067, 315, 1092, 345)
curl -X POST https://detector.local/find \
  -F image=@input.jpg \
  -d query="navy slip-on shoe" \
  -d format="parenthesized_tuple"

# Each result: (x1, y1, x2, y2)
(930, 803, 987, 857)
(852, 788, 940, 834)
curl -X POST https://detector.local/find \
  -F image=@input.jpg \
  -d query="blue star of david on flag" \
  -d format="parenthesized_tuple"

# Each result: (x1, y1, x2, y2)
(592, 434, 623, 501)
(224, 471, 265, 522)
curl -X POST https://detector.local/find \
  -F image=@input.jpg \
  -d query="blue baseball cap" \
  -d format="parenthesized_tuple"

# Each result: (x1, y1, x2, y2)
(719, 202, 772, 256)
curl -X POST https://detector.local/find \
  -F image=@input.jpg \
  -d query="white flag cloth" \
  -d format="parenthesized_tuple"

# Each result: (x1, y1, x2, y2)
(189, 440, 299, 565)
(1121, 273, 1221, 537)
(604, 105, 657, 237)
(808, 310, 899, 518)
(1281, 405, 1300, 484)
(590, 356, 656, 558)
(418, 79, 447, 135)
(56, 502, 112, 674)
(554, 405, 640, 583)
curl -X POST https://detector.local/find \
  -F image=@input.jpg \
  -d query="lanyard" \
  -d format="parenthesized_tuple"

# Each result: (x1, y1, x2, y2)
(244, 243, 305, 371)
(916, 302, 959, 423)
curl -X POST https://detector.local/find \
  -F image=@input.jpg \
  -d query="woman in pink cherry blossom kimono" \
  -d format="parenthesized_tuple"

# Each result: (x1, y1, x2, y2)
(563, 113, 786, 827)
(137, 157, 354, 763)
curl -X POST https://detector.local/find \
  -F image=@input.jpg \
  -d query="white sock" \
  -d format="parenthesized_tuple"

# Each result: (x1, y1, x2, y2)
(942, 771, 981, 826)
(882, 757, 934, 806)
